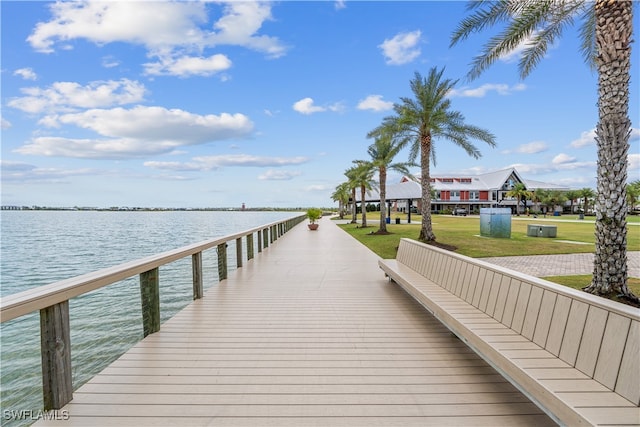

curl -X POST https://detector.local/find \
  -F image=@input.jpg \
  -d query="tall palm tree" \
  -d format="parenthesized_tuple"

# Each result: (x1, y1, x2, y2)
(451, 1, 635, 300)
(348, 161, 376, 228)
(368, 67, 496, 242)
(331, 182, 351, 219)
(365, 133, 416, 233)
(505, 183, 533, 215)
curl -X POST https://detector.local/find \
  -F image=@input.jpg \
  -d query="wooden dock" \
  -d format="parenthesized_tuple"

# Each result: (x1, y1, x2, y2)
(35, 218, 555, 426)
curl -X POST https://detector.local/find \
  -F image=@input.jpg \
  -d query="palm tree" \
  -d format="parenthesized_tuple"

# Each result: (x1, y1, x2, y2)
(451, 1, 635, 300)
(505, 183, 533, 215)
(344, 166, 359, 224)
(368, 67, 496, 242)
(331, 182, 351, 219)
(348, 161, 376, 228)
(366, 132, 416, 233)
(578, 187, 596, 215)
(531, 188, 546, 215)
(564, 190, 581, 215)
(626, 180, 640, 211)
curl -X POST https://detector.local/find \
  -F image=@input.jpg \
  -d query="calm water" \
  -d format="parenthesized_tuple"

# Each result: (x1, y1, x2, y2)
(0, 210, 300, 426)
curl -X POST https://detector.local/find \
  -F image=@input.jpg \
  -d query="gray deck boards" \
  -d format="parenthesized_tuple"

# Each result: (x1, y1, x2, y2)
(35, 218, 555, 426)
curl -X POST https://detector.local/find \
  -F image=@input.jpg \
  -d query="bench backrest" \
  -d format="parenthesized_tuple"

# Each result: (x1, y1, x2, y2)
(396, 238, 640, 406)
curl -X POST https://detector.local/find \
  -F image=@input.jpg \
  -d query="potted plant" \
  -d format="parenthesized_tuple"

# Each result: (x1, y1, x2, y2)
(306, 208, 322, 230)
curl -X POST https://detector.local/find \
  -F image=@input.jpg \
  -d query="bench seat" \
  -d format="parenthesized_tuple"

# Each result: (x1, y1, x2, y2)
(379, 239, 640, 426)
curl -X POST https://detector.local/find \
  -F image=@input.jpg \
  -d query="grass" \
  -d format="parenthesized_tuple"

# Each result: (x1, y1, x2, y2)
(338, 214, 640, 305)
(338, 214, 640, 259)
(542, 275, 640, 305)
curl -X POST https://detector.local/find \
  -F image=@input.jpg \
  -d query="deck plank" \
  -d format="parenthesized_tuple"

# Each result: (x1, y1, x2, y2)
(34, 219, 556, 426)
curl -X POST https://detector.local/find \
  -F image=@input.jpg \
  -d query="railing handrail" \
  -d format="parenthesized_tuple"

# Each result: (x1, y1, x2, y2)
(0, 215, 305, 323)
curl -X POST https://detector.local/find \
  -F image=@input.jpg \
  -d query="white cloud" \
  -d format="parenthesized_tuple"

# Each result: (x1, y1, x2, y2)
(1, 160, 98, 183)
(194, 154, 308, 168)
(571, 127, 639, 148)
(629, 153, 640, 172)
(144, 54, 232, 77)
(293, 98, 326, 115)
(519, 141, 548, 154)
(1, 118, 11, 129)
(8, 79, 146, 114)
(28, 1, 208, 53)
(552, 153, 576, 164)
(26, 1, 286, 79)
(570, 129, 596, 148)
(101, 56, 120, 68)
(448, 83, 526, 98)
(145, 154, 309, 172)
(507, 159, 596, 175)
(210, 2, 287, 59)
(306, 184, 329, 192)
(16, 106, 254, 159)
(379, 30, 421, 65)
(143, 161, 204, 172)
(357, 95, 393, 112)
(14, 68, 37, 80)
(258, 170, 302, 180)
(335, 0, 347, 10)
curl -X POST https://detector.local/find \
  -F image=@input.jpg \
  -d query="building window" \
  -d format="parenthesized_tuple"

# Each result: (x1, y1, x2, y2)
(470, 191, 479, 200)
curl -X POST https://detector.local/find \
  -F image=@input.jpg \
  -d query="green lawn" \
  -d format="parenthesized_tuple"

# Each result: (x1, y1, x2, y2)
(542, 275, 640, 304)
(338, 214, 639, 259)
(337, 214, 640, 304)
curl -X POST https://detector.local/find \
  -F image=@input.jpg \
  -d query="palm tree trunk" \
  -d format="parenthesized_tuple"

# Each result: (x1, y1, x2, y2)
(360, 185, 367, 227)
(585, 0, 636, 302)
(379, 167, 387, 233)
(350, 188, 357, 223)
(419, 132, 436, 241)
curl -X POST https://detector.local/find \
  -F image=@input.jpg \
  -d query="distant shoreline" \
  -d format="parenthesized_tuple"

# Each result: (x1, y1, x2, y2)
(1, 206, 313, 212)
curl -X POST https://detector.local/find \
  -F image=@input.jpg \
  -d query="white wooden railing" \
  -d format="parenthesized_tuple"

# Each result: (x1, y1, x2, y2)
(0, 214, 306, 410)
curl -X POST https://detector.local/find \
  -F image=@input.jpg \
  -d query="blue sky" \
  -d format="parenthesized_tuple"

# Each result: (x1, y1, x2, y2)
(2, 1, 638, 209)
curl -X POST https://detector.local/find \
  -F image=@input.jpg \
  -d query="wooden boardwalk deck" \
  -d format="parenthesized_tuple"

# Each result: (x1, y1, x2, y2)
(36, 218, 555, 426)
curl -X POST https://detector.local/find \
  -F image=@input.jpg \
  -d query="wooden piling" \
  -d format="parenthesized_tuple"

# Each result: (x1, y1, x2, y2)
(40, 301, 72, 410)
(140, 268, 160, 337)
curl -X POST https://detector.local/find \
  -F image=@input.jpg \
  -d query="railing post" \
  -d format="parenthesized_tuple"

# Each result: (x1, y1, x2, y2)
(247, 234, 254, 260)
(40, 301, 72, 410)
(236, 237, 243, 268)
(192, 252, 203, 300)
(263, 228, 269, 248)
(217, 243, 227, 281)
(140, 268, 160, 337)
(257, 230, 263, 253)
(270, 226, 275, 244)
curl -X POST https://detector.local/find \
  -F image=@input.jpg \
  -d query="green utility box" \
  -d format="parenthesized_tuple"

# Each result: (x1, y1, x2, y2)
(527, 224, 557, 238)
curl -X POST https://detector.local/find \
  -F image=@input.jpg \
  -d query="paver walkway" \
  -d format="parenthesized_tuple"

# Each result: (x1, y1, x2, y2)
(36, 218, 554, 426)
(480, 251, 640, 278)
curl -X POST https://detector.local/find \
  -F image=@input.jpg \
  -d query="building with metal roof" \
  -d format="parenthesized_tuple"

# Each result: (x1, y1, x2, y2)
(354, 167, 570, 215)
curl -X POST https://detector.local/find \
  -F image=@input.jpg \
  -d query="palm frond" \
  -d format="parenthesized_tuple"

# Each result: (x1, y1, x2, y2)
(450, 0, 514, 47)
(578, 4, 597, 71)
(467, 1, 554, 80)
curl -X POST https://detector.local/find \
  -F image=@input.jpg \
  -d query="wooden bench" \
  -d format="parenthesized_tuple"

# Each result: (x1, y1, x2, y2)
(379, 238, 640, 426)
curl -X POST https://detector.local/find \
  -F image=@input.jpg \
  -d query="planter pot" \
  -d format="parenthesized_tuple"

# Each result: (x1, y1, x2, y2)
(308, 223, 319, 230)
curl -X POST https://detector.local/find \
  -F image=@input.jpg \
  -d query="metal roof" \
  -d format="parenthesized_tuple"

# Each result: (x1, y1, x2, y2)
(353, 168, 569, 203)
